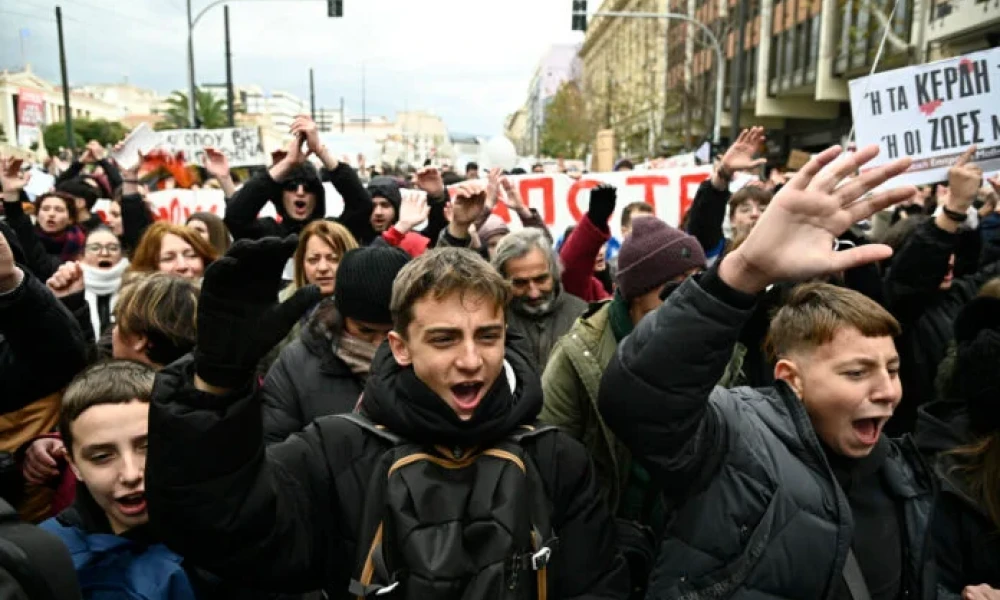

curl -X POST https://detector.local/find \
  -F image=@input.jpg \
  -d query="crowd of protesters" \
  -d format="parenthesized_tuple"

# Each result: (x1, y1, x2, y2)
(3, 115, 1000, 600)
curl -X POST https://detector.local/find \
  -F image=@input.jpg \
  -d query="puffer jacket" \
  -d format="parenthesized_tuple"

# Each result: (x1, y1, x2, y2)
(541, 300, 747, 515)
(261, 301, 365, 444)
(146, 337, 630, 599)
(598, 274, 936, 600)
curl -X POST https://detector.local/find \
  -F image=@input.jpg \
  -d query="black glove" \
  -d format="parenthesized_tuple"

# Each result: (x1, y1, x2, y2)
(194, 235, 321, 389)
(587, 184, 617, 230)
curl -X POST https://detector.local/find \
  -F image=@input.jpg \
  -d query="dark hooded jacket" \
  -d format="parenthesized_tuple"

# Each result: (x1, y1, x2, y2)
(261, 302, 365, 444)
(599, 272, 936, 600)
(146, 338, 629, 598)
(224, 162, 371, 242)
(360, 176, 450, 249)
(0, 256, 88, 415)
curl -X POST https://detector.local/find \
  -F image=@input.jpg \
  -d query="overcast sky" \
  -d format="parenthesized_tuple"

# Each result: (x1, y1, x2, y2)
(1, 0, 584, 136)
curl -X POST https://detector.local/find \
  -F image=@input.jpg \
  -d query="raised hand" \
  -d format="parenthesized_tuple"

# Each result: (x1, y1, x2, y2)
(485, 167, 503, 211)
(719, 144, 914, 294)
(46, 262, 85, 298)
(415, 166, 445, 196)
(202, 147, 231, 181)
(587, 184, 617, 226)
(194, 236, 321, 392)
(451, 181, 488, 226)
(719, 127, 766, 180)
(0, 157, 28, 200)
(500, 175, 529, 217)
(291, 115, 322, 156)
(395, 193, 430, 234)
(947, 145, 982, 213)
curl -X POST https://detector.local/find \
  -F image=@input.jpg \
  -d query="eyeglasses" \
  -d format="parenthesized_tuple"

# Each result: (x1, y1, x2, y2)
(85, 243, 121, 254)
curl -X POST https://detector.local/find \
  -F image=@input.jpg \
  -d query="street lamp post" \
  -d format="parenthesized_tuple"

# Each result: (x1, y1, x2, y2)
(574, 9, 725, 144)
(186, 0, 337, 128)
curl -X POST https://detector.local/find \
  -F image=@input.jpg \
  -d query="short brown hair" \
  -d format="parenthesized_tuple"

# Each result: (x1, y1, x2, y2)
(292, 220, 359, 290)
(765, 282, 901, 360)
(621, 201, 655, 229)
(728, 186, 772, 219)
(35, 192, 79, 224)
(115, 272, 199, 366)
(60, 360, 155, 455)
(129, 222, 219, 274)
(391, 248, 511, 337)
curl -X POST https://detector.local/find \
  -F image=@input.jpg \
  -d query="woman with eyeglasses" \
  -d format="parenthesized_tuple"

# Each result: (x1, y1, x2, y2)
(44, 226, 129, 341)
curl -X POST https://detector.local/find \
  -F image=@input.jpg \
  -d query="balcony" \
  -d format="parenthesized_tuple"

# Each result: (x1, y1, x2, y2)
(834, 0, 912, 76)
(767, 0, 823, 97)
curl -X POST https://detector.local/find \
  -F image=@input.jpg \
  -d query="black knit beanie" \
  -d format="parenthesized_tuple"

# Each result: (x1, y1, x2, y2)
(334, 246, 410, 324)
(57, 178, 101, 210)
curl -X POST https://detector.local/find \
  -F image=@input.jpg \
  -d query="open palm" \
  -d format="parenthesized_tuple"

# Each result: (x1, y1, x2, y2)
(723, 145, 914, 293)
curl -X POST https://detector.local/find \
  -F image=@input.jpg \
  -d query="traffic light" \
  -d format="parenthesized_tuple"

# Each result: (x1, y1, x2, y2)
(328, 0, 342, 17)
(571, 0, 587, 31)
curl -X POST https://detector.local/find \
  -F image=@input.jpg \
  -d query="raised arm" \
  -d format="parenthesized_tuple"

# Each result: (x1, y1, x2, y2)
(1, 161, 61, 280)
(146, 237, 329, 586)
(601, 144, 915, 492)
(559, 185, 613, 301)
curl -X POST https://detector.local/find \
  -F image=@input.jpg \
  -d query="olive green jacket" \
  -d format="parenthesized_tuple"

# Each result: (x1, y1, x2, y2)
(540, 301, 746, 514)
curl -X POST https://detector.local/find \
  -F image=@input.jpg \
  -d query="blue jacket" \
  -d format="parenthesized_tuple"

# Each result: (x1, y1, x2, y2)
(41, 514, 197, 600)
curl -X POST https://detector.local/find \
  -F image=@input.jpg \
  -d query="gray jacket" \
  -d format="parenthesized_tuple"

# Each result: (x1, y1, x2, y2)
(599, 276, 936, 599)
(506, 290, 587, 368)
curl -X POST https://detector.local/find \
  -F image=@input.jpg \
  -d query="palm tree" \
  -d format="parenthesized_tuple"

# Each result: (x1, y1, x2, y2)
(157, 89, 229, 130)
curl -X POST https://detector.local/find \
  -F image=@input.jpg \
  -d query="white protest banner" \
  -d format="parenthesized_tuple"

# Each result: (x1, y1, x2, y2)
(157, 127, 266, 168)
(849, 48, 1000, 187)
(103, 168, 712, 237)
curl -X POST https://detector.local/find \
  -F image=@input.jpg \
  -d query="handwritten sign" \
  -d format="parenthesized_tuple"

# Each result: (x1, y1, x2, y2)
(157, 127, 266, 168)
(849, 47, 1000, 186)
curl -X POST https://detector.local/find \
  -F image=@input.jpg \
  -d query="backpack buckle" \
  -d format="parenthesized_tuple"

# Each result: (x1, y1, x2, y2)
(530, 547, 551, 570)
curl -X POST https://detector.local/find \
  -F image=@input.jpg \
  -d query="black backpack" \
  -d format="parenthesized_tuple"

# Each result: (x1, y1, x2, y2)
(338, 413, 559, 600)
(0, 498, 82, 600)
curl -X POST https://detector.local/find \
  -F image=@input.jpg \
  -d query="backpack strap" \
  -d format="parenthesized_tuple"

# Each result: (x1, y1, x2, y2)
(333, 413, 405, 445)
(507, 423, 560, 598)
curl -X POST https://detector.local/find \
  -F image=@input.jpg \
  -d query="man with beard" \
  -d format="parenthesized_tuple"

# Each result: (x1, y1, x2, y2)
(492, 228, 587, 366)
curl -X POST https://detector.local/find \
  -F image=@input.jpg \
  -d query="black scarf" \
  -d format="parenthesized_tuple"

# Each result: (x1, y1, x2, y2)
(360, 335, 542, 448)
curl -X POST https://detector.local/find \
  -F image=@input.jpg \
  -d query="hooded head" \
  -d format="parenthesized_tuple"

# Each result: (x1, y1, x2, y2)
(277, 162, 326, 226)
(477, 215, 510, 261)
(368, 176, 403, 233)
(57, 178, 101, 214)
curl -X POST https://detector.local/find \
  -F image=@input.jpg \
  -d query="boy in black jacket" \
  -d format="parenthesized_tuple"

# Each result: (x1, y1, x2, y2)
(145, 241, 629, 599)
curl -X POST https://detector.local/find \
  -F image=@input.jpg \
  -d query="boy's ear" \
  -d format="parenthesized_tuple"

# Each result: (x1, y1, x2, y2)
(66, 455, 83, 482)
(388, 331, 411, 366)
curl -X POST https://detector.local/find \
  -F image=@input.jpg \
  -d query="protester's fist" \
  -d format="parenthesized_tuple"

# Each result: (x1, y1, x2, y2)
(395, 193, 430, 234)
(720, 144, 914, 295)
(720, 127, 767, 178)
(451, 181, 488, 226)
(948, 146, 983, 213)
(23, 438, 66, 485)
(963, 584, 1000, 600)
(415, 166, 445, 196)
(587, 184, 617, 226)
(202, 147, 231, 180)
(0, 226, 22, 294)
(195, 236, 321, 391)
(291, 115, 322, 155)
(0, 157, 28, 198)
(47, 261, 85, 298)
